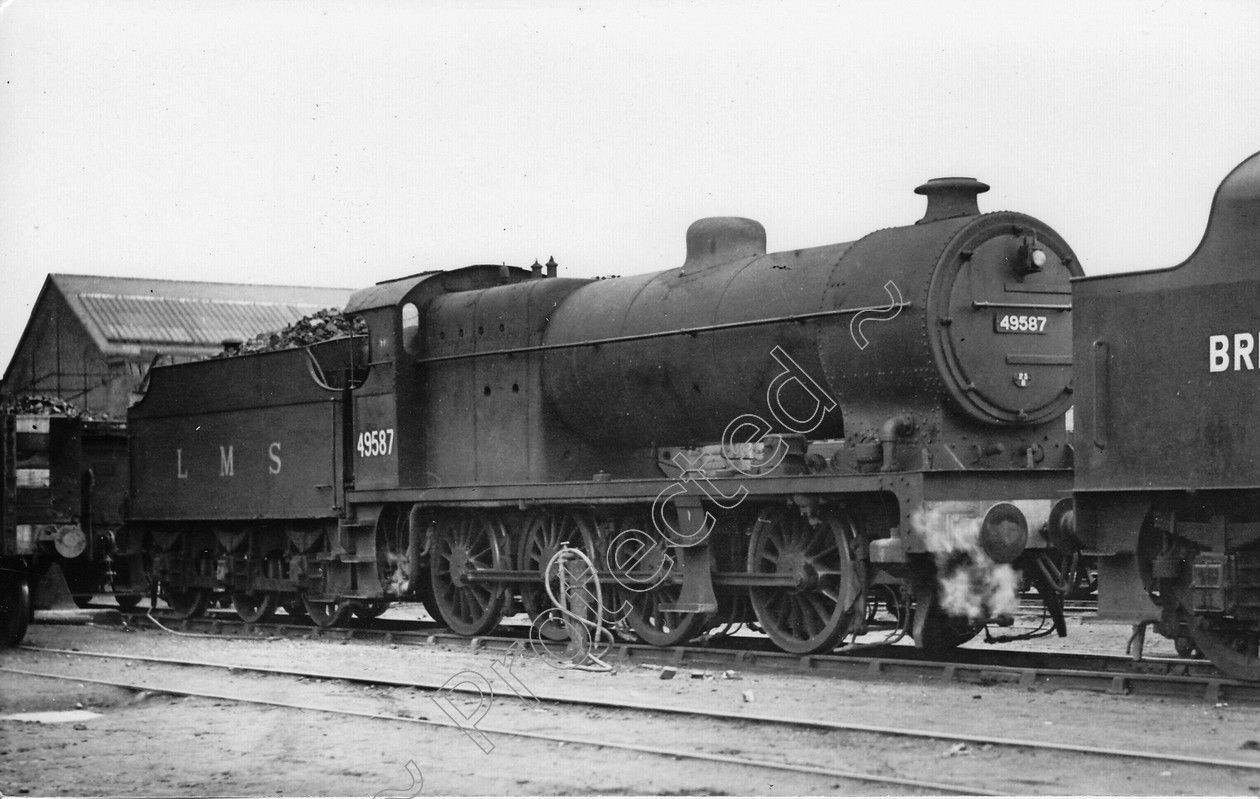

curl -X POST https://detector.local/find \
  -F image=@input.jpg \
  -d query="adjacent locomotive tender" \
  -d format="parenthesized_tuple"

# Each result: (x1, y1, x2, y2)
(1072, 151, 1260, 680)
(108, 175, 1082, 655)
(0, 411, 138, 645)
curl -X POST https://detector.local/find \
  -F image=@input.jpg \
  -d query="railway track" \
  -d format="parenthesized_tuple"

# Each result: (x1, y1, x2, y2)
(107, 609, 1257, 704)
(3, 647, 992, 795)
(9, 644, 1260, 795)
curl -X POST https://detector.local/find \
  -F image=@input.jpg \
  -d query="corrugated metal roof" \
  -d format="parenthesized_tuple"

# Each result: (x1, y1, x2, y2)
(76, 293, 331, 347)
(48, 274, 355, 354)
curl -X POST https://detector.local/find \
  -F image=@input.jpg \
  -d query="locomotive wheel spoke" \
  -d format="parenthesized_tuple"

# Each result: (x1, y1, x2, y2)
(518, 509, 600, 640)
(748, 509, 865, 655)
(430, 513, 509, 636)
(621, 529, 709, 647)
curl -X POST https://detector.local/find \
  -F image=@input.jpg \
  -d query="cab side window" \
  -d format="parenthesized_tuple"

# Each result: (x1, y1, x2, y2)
(401, 302, 420, 355)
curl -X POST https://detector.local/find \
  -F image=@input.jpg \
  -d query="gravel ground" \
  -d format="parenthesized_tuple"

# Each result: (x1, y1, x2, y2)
(3, 609, 1260, 796)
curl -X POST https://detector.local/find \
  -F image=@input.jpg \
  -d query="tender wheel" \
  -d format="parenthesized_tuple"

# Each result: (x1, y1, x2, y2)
(1, 575, 31, 647)
(231, 591, 276, 623)
(1189, 618, 1260, 680)
(431, 513, 510, 636)
(115, 594, 143, 611)
(1137, 523, 1260, 679)
(353, 599, 391, 619)
(166, 589, 210, 619)
(747, 509, 865, 655)
(303, 596, 353, 628)
(517, 510, 600, 641)
(165, 548, 215, 619)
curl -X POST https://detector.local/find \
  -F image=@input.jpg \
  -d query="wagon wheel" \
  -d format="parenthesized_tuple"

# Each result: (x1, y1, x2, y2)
(613, 518, 710, 647)
(517, 509, 601, 640)
(0, 576, 31, 647)
(303, 596, 354, 628)
(354, 599, 391, 619)
(165, 548, 215, 619)
(747, 509, 865, 655)
(430, 513, 511, 636)
(375, 505, 412, 597)
(231, 591, 275, 624)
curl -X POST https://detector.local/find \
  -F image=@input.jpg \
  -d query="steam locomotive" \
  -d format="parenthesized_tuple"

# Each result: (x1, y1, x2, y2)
(5, 172, 1082, 656)
(38, 158, 1244, 667)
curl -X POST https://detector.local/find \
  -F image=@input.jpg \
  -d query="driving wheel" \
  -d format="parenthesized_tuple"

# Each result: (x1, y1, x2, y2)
(430, 513, 511, 636)
(747, 509, 865, 654)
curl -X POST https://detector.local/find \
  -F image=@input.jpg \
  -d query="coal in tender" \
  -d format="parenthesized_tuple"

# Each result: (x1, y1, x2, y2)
(212, 309, 366, 358)
(0, 395, 109, 420)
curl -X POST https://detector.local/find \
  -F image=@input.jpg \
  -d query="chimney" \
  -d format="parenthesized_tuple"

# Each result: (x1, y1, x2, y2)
(545, 256, 558, 278)
(530, 259, 543, 278)
(914, 177, 989, 224)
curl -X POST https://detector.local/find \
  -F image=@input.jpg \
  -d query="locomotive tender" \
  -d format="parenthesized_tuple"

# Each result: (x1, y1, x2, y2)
(115, 174, 1083, 654)
(1073, 151, 1260, 680)
(0, 411, 138, 645)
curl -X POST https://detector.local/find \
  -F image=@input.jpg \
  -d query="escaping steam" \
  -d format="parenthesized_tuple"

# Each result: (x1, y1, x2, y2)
(912, 505, 1021, 622)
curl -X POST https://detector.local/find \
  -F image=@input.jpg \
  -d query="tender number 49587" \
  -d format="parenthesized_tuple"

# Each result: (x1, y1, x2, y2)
(357, 428, 395, 457)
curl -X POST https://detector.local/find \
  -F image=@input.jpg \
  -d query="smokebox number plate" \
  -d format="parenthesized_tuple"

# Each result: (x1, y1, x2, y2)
(993, 314, 1048, 334)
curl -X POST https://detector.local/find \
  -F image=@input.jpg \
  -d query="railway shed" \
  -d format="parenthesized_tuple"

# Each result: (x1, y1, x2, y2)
(1, 274, 353, 419)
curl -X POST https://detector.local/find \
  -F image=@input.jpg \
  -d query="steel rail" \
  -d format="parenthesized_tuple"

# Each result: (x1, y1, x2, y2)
(114, 611, 1251, 704)
(0, 662, 993, 797)
(18, 645, 1260, 775)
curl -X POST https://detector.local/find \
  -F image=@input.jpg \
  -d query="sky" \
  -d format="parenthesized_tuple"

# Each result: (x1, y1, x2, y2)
(2, 0, 1259, 369)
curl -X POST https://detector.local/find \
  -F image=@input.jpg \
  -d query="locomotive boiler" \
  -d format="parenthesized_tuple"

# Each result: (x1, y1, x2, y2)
(117, 174, 1083, 656)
